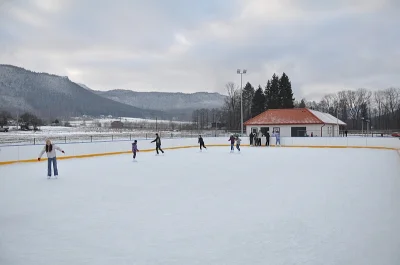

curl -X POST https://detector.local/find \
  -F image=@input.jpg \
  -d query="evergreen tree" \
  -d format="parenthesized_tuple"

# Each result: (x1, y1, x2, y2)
(299, 99, 306, 108)
(242, 82, 255, 120)
(251, 86, 266, 117)
(278, 72, 295, 108)
(264, 80, 271, 110)
(268, 74, 280, 109)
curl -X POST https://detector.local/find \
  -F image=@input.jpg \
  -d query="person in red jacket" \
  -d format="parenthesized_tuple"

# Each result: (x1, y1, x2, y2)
(228, 135, 235, 152)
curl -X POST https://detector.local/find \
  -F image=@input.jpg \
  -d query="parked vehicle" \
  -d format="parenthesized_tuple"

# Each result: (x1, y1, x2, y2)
(392, 132, 400, 137)
(0, 126, 9, 132)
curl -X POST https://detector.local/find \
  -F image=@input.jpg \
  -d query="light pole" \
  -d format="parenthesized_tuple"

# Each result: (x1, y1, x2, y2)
(361, 117, 364, 137)
(237, 69, 247, 136)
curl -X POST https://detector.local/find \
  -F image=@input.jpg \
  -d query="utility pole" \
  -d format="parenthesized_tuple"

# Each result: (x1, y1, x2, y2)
(237, 69, 247, 136)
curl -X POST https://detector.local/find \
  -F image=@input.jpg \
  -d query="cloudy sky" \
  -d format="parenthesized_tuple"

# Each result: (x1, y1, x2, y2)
(0, 0, 399, 100)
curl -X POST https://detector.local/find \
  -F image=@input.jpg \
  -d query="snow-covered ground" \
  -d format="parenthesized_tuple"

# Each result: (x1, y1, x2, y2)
(0, 126, 221, 145)
(1, 147, 399, 265)
(68, 117, 192, 127)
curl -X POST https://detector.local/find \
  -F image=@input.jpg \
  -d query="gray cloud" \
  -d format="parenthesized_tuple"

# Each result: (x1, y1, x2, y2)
(0, 0, 399, 101)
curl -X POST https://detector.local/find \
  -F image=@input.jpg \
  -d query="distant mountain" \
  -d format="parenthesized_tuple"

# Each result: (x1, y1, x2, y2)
(90, 89, 227, 120)
(0, 65, 165, 119)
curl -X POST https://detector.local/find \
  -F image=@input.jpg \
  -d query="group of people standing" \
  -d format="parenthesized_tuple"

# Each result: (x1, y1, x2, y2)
(249, 130, 280, 146)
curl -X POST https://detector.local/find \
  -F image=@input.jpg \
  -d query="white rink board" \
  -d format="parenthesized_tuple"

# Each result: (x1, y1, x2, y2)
(0, 137, 399, 164)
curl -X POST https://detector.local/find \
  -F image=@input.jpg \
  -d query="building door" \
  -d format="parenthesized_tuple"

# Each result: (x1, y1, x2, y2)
(291, 127, 307, 137)
(261, 127, 269, 136)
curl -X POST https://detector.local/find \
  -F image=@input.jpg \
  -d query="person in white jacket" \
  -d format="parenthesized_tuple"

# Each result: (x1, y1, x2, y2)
(38, 139, 65, 178)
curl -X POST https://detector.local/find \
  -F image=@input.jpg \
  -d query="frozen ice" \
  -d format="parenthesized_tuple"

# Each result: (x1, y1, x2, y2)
(1, 147, 400, 265)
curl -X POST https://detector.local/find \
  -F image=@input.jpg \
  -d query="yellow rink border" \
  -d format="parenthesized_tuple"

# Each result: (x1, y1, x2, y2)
(0, 144, 398, 166)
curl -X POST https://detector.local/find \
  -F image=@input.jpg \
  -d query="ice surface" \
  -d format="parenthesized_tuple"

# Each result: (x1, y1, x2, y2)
(1, 147, 400, 265)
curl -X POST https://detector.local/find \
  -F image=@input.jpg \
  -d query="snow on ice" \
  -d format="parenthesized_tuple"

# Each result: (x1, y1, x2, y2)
(1, 147, 400, 265)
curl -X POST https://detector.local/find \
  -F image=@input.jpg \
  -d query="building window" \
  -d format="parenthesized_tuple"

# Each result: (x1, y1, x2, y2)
(261, 127, 269, 136)
(291, 127, 307, 137)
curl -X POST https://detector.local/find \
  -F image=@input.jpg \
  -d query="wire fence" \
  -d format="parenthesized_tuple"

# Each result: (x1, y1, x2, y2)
(0, 130, 239, 146)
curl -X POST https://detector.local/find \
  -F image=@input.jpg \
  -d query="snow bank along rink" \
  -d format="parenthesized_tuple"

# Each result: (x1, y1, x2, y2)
(1, 138, 400, 265)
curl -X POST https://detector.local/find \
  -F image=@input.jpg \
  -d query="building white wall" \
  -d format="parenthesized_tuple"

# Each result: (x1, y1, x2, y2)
(1, 137, 399, 164)
(246, 124, 341, 137)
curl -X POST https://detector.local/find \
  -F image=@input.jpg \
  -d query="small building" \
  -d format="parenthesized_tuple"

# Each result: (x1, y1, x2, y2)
(111, 121, 124, 129)
(244, 108, 346, 137)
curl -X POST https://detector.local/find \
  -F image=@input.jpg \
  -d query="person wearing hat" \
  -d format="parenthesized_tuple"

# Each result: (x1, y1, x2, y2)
(198, 135, 207, 150)
(151, 133, 164, 155)
(38, 139, 65, 178)
(132, 140, 139, 160)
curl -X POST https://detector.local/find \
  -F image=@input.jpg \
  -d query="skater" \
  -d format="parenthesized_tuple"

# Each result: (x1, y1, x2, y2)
(249, 132, 254, 146)
(38, 139, 65, 178)
(132, 140, 139, 160)
(254, 132, 258, 146)
(273, 130, 281, 146)
(229, 135, 235, 152)
(236, 136, 241, 151)
(265, 131, 270, 146)
(151, 133, 164, 155)
(198, 135, 207, 150)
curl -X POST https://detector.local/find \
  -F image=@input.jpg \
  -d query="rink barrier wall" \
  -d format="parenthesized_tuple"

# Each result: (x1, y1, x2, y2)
(0, 137, 399, 165)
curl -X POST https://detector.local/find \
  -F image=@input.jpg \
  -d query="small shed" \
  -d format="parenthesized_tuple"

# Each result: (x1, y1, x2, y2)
(244, 108, 346, 137)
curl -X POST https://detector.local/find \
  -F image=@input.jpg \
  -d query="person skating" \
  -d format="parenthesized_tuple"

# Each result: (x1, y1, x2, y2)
(229, 135, 235, 152)
(38, 139, 65, 178)
(132, 140, 139, 160)
(151, 133, 164, 155)
(235, 136, 241, 152)
(198, 135, 207, 150)
(249, 132, 254, 146)
(266, 131, 270, 146)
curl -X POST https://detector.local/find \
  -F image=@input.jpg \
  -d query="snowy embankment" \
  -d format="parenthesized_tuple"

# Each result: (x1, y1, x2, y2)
(1, 137, 399, 165)
(0, 126, 221, 146)
(1, 147, 399, 265)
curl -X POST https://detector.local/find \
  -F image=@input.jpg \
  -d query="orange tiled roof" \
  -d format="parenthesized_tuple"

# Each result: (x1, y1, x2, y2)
(244, 108, 326, 125)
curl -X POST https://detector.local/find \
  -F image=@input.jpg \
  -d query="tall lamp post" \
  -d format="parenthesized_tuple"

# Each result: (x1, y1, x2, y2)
(361, 117, 364, 137)
(237, 69, 247, 136)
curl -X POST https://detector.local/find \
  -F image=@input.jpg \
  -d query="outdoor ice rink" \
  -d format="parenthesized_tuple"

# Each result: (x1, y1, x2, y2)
(1, 146, 400, 265)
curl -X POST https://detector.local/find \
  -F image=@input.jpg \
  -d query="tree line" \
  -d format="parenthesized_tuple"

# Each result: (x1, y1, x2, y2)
(296, 87, 400, 131)
(192, 73, 295, 131)
(0, 111, 44, 129)
(192, 73, 400, 132)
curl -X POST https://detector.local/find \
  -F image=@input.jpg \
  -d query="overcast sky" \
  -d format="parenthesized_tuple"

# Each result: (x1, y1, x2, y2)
(0, 0, 399, 100)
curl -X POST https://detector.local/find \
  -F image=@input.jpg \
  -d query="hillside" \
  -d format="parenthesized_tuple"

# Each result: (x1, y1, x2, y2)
(0, 65, 165, 119)
(90, 89, 226, 120)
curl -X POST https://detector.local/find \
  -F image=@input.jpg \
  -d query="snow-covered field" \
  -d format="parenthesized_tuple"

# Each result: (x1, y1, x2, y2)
(1, 147, 399, 265)
(68, 117, 192, 127)
(0, 126, 222, 145)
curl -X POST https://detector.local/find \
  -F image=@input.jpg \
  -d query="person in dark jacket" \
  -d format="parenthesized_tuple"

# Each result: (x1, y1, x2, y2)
(198, 135, 207, 150)
(132, 140, 139, 160)
(265, 131, 270, 146)
(151, 133, 164, 154)
(229, 135, 235, 152)
(249, 132, 254, 146)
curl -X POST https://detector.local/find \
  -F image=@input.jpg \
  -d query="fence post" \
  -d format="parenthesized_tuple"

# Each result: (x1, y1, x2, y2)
(91, 136, 92, 142)
(112, 135, 113, 141)
(34, 138, 35, 145)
